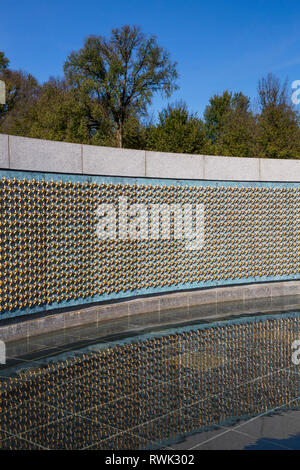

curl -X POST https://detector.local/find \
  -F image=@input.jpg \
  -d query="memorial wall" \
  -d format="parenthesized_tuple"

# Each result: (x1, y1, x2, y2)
(1, 165, 299, 320)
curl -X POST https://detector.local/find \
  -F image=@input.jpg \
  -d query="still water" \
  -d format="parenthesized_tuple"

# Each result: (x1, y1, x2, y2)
(0, 305, 300, 450)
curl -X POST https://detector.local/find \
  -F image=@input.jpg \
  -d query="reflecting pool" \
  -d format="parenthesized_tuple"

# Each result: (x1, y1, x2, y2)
(0, 308, 300, 450)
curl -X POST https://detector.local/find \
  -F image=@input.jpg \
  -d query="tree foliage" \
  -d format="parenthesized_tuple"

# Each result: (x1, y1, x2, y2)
(147, 103, 208, 153)
(256, 73, 300, 158)
(203, 91, 257, 157)
(204, 90, 233, 144)
(64, 25, 178, 147)
(0, 68, 39, 135)
(24, 78, 95, 143)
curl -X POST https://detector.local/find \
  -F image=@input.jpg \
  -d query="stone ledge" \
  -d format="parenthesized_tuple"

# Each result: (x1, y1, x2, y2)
(0, 134, 8, 167)
(83, 145, 146, 176)
(1, 281, 300, 342)
(1, 134, 300, 181)
(8, 135, 82, 173)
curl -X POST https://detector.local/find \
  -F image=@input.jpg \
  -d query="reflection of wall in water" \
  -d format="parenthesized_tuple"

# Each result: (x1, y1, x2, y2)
(0, 314, 299, 448)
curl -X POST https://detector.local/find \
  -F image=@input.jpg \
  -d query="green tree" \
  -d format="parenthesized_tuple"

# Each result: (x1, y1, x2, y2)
(146, 103, 209, 153)
(216, 93, 257, 157)
(64, 25, 178, 148)
(204, 91, 256, 157)
(24, 78, 115, 145)
(24, 78, 89, 143)
(256, 73, 300, 159)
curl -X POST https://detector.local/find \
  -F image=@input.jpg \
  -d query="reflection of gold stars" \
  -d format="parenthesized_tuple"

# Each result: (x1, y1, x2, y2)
(0, 315, 298, 449)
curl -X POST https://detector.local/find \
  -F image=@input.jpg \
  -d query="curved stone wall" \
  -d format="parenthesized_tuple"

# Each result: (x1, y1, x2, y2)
(1, 164, 300, 321)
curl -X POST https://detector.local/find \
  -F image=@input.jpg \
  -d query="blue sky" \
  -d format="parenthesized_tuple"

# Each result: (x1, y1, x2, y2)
(2, 0, 300, 119)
